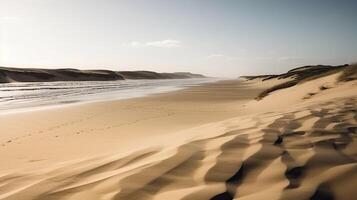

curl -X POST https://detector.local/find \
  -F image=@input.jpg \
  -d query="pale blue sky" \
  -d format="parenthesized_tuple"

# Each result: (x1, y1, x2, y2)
(1, 0, 356, 77)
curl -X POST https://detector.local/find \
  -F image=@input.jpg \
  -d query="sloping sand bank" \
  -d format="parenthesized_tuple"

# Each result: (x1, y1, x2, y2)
(0, 74, 356, 200)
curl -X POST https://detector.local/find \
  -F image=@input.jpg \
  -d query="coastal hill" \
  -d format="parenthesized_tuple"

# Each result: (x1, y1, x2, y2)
(0, 66, 205, 83)
(241, 64, 356, 99)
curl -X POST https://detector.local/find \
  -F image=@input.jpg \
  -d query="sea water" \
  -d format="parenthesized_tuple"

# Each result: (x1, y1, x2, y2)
(0, 78, 222, 114)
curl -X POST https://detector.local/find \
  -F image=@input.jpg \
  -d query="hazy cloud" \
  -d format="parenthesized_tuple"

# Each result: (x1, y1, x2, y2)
(124, 39, 182, 48)
(128, 41, 142, 47)
(146, 39, 181, 48)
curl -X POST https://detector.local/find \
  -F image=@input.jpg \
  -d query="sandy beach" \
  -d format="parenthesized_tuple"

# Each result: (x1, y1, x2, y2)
(1, 66, 356, 200)
(0, 79, 267, 171)
(2, 1, 357, 199)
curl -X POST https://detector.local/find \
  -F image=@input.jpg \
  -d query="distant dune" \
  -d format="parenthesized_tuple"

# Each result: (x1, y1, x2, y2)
(118, 71, 205, 79)
(0, 66, 206, 83)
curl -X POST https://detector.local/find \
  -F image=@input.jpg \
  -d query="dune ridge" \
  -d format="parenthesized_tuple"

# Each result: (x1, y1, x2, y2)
(0, 66, 205, 83)
(241, 64, 355, 100)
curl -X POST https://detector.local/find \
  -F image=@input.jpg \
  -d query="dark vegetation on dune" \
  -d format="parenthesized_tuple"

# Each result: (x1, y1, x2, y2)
(118, 71, 205, 79)
(338, 63, 357, 82)
(0, 67, 125, 83)
(241, 64, 357, 100)
(0, 67, 205, 83)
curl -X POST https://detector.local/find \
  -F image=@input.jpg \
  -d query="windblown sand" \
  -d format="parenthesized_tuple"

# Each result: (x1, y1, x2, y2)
(0, 76, 356, 200)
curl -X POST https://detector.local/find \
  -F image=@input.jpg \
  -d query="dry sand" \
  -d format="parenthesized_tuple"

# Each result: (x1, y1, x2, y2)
(0, 75, 356, 200)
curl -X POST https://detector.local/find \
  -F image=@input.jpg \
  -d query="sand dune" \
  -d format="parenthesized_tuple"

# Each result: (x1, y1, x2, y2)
(0, 66, 356, 200)
(0, 66, 205, 83)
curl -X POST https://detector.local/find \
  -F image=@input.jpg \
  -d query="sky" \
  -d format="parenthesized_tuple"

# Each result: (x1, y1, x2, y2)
(0, 0, 357, 77)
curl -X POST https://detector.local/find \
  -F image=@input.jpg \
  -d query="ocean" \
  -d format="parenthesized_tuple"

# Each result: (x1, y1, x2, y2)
(0, 78, 222, 114)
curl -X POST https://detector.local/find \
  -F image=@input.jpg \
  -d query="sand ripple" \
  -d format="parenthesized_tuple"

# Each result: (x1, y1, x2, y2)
(1, 98, 356, 200)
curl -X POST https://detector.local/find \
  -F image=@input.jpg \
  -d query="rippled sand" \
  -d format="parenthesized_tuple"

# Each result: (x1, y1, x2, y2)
(0, 74, 356, 200)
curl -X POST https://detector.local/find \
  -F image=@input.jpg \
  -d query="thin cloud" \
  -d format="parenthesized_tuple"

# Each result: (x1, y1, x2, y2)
(146, 39, 181, 48)
(121, 41, 144, 47)
(124, 39, 182, 48)
(129, 41, 142, 47)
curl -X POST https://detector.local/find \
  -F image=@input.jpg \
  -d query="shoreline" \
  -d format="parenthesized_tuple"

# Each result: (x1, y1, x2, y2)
(0, 79, 264, 171)
(0, 78, 225, 116)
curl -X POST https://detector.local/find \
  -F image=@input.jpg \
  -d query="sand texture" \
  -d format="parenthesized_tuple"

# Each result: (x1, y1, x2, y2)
(0, 67, 356, 200)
